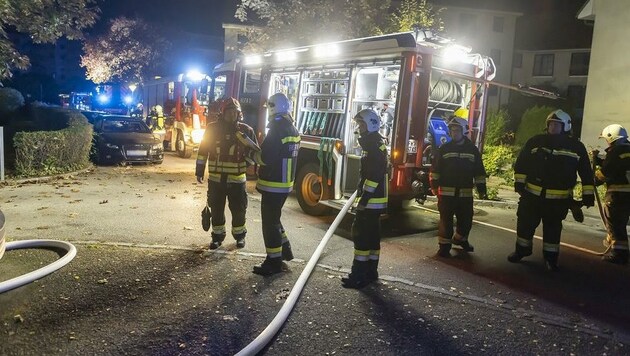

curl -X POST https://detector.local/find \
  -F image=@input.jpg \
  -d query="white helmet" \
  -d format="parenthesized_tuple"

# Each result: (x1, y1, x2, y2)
(268, 93, 291, 116)
(353, 109, 381, 133)
(600, 124, 628, 145)
(447, 116, 469, 136)
(546, 109, 572, 132)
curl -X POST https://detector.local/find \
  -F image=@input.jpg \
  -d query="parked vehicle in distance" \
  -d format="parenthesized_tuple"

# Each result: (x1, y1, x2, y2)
(92, 115, 164, 165)
(80, 110, 107, 125)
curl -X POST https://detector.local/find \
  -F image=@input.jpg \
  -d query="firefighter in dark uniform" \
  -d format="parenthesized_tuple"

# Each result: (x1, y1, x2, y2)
(430, 116, 487, 258)
(251, 93, 301, 276)
(196, 98, 259, 250)
(593, 124, 630, 265)
(508, 109, 595, 271)
(341, 109, 388, 289)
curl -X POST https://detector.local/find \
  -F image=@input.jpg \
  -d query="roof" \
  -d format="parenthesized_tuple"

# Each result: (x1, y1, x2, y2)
(430, 0, 527, 13)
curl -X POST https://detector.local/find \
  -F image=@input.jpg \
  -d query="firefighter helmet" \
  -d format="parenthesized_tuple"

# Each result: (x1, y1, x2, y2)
(221, 97, 242, 113)
(599, 124, 628, 144)
(353, 109, 381, 133)
(546, 109, 572, 132)
(447, 116, 469, 136)
(267, 93, 292, 116)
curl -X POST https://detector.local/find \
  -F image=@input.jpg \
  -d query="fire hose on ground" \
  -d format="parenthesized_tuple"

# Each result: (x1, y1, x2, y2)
(0, 239, 78, 294)
(236, 190, 358, 356)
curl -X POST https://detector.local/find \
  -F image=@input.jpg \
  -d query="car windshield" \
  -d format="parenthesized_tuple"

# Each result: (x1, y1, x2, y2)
(102, 120, 151, 133)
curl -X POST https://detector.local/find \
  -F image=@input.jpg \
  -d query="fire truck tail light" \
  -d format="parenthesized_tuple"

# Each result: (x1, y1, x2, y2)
(392, 150, 400, 159)
(396, 169, 403, 187)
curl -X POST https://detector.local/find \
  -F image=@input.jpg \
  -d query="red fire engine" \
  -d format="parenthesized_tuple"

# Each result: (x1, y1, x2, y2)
(214, 32, 499, 214)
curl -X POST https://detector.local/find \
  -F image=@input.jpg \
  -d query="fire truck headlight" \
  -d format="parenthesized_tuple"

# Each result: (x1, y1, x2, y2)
(191, 129, 204, 144)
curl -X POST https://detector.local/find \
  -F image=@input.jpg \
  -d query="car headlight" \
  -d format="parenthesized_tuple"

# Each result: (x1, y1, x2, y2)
(151, 143, 163, 151)
(105, 143, 119, 149)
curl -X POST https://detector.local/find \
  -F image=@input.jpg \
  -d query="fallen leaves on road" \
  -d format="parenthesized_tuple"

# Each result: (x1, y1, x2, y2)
(99, 200, 108, 204)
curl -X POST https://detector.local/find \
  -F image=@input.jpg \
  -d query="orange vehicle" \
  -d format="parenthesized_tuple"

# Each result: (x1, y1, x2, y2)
(213, 32, 498, 214)
(142, 72, 226, 157)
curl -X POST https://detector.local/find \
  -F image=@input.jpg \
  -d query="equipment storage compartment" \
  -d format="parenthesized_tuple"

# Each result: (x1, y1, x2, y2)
(296, 69, 350, 139)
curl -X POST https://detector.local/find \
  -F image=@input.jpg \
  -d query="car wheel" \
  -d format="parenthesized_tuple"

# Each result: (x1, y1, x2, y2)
(176, 131, 192, 158)
(296, 162, 332, 216)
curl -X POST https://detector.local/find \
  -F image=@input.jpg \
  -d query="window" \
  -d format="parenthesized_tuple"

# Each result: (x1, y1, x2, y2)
(493, 16, 504, 32)
(569, 52, 590, 76)
(567, 85, 587, 108)
(533, 54, 554, 76)
(490, 49, 501, 66)
(513, 53, 523, 68)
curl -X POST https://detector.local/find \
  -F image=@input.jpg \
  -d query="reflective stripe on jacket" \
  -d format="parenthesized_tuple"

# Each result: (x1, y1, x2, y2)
(356, 132, 388, 212)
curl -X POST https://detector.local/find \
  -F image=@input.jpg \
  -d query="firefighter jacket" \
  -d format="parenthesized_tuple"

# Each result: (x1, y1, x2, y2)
(195, 120, 257, 183)
(596, 141, 630, 194)
(514, 133, 594, 200)
(356, 132, 388, 212)
(430, 137, 487, 198)
(255, 114, 300, 194)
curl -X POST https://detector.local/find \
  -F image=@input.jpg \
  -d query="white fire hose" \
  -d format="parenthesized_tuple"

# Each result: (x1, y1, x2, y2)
(236, 190, 358, 356)
(0, 239, 77, 294)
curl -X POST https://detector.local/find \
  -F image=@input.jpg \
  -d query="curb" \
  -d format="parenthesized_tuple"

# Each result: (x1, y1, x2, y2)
(0, 166, 95, 186)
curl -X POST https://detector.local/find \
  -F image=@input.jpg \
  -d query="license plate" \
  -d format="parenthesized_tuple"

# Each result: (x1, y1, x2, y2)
(127, 150, 147, 156)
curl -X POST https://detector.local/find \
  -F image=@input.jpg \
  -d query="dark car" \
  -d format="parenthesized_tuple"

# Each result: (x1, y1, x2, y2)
(93, 115, 163, 165)
(80, 110, 107, 125)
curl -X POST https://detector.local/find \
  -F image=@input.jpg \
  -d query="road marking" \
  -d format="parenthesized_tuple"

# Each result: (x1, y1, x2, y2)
(413, 205, 603, 256)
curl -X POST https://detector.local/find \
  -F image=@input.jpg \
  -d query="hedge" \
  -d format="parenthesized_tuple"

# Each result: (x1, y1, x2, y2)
(13, 109, 93, 177)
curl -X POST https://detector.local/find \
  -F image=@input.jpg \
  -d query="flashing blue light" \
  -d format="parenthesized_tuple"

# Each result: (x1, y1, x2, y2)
(97, 94, 109, 104)
(124, 95, 133, 104)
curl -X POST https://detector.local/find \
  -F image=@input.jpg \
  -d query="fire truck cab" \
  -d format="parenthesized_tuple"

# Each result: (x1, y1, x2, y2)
(217, 32, 495, 215)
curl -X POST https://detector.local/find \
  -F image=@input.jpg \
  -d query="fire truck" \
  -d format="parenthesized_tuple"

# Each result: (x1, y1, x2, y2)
(214, 31, 498, 215)
(141, 72, 226, 157)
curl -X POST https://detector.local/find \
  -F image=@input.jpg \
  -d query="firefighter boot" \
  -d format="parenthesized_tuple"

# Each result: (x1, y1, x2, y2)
(437, 243, 452, 258)
(282, 241, 294, 261)
(508, 243, 532, 263)
(209, 241, 222, 250)
(543, 251, 559, 272)
(452, 236, 474, 252)
(602, 251, 629, 265)
(366, 259, 379, 282)
(252, 257, 286, 276)
(210, 233, 225, 250)
(235, 233, 246, 248)
(342, 261, 371, 289)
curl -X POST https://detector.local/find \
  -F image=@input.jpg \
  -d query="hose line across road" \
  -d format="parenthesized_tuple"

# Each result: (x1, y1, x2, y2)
(0, 239, 78, 294)
(236, 191, 358, 356)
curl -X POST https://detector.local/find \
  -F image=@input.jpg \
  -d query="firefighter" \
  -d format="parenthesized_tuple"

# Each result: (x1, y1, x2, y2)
(341, 109, 388, 289)
(195, 98, 259, 250)
(508, 109, 595, 271)
(430, 116, 487, 258)
(593, 124, 630, 265)
(251, 93, 300, 276)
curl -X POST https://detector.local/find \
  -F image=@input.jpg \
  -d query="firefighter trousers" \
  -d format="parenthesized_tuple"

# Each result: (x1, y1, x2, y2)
(350, 209, 382, 277)
(603, 192, 630, 258)
(437, 195, 473, 246)
(207, 180, 248, 242)
(515, 193, 570, 262)
(260, 191, 289, 259)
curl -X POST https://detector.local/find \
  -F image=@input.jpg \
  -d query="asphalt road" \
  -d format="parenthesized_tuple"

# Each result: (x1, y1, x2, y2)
(1, 153, 629, 355)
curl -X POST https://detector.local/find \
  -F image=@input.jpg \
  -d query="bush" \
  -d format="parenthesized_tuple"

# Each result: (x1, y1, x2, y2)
(12, 107, 92, 177)
(515, 105, 555, 147)
(482, 144, 516, 184)
(0, 88, 25, 123)
(484, 108, 513, 146)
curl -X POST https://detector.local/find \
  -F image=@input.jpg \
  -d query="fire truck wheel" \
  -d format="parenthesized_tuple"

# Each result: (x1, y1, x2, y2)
(176, 131, 192, 158)
(296, 163, 332, 216)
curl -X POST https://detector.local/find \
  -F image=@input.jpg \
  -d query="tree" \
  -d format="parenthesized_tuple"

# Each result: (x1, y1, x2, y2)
(0, 0, 99, 79)
(234, 0, 391, 53)
(80, 17, 170, 84)
(383, 0, 444, 33)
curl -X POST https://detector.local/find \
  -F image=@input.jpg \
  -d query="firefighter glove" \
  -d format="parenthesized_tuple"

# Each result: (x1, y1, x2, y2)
(477, 184, 487, 200)
(582, 194, 595, 208)
(514, 182, 526, 195)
